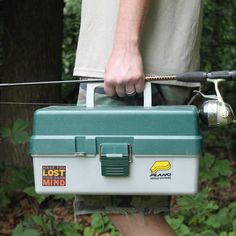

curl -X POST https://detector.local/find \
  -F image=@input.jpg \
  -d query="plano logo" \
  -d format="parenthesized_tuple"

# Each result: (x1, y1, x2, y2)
(42, 165, 66, 186)
(150, 161, 172, 180)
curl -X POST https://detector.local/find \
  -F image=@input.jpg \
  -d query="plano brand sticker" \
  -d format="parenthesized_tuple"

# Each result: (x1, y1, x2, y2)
(42, 165, 66, 186)
(150, 161, 172, 180)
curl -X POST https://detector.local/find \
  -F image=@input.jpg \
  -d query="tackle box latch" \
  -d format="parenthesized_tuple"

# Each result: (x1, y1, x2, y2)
(99, 143, 132, 177)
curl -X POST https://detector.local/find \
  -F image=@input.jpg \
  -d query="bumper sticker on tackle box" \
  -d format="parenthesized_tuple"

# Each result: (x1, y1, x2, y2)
(42, 165, 66, 186)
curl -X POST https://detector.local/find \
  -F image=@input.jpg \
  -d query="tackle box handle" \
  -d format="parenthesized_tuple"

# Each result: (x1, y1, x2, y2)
(83, 82, 153, 108)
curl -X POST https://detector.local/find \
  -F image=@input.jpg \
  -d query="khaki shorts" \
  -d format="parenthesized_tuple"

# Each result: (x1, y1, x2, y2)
(75, 83, 193, 215)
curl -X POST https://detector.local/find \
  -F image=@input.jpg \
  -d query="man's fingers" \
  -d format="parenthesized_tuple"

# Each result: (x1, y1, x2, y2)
(105, 73, 145, 97)
(126, 83, 136, 96)
(104, 82, 116, 97)
(115, 85, 126, 97)
(134, 76, 145, 94)
(105, 77, 145, 97)
(105, 81, 126, 98)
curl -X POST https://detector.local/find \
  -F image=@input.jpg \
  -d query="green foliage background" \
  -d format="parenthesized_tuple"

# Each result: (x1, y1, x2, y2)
(200, 0, 236, 71)
(199, 0, 236, 160)
(62, 0, 81, 102)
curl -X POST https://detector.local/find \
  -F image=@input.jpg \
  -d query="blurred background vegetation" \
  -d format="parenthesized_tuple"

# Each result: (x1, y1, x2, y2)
(200, 0, 236, 161)
(0, 0, 236, 235)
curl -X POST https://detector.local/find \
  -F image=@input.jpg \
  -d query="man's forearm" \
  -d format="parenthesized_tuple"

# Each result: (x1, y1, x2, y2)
(114, 0, 150, 48)
(104, 0, 150, 97)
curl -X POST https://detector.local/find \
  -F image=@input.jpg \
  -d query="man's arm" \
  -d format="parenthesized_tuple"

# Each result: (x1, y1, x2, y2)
(104, 0, 150, 97)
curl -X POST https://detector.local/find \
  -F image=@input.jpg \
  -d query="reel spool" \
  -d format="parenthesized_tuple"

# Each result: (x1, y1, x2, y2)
(197, 79, 235, 127)
(199, 100, 235, 127)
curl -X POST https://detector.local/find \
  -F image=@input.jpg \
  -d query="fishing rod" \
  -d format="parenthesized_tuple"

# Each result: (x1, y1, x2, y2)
(0, 70, 235, 127)
(0, 71, 235, 87)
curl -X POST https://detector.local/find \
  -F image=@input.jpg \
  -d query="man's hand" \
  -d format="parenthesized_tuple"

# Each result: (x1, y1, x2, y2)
(104, 43, 145, 97)
(104, 0, 150, 97)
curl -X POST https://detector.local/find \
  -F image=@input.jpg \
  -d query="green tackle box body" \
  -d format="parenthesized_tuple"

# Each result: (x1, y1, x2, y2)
(30, 105, 202, 195)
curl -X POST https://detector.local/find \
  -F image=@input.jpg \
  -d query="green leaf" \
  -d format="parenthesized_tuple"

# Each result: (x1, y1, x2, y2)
(165, 216, 191, 236)
(58, 222, 83, 234)
(0, 187, 11, 207)
(21, 216, 35, 228)
(83, 227, 95, 236)
(228, 232, 236, 236)
(12, 223, 39, 236)
(32, 215, 45, 227)
(12, 119, 29, 132)
(206, 215, 221, 228)
(22, 229, 39, 236)
(217, 178, 228, 188)
(180, 224, 190, 235)
(199, 153, 217, 181)
(91, 213, 104, 231)
(217, 208, 230, 226)
(199, 152, 232, 187)
(228, 202, 236, 210)
(43, 210, 59, 235)
(11, 130, 29, 144)
(219, 232, 228, 236)
(233, 220, 236, 228)
(11, 119, 29, 144)
(110, 230, 120, 236)
(0, 127, 11, 138)
(204, 153, 216, 168)
(23, 186, 49, 204)
(166, 216, 184, 229)
(63, 230, 81, 236)
(12, 223, 24, 235)
(10, 167, 34, 191)
(217, 160, 233, 176)
(201, 230, 218, 236)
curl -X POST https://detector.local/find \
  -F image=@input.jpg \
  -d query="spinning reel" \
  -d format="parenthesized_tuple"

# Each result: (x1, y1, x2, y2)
(197, 79, 235, 127)
(146, 70, 236, 127)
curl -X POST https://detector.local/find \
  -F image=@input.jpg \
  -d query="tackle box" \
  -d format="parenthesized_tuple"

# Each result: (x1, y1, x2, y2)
(30, 83, 202, 195)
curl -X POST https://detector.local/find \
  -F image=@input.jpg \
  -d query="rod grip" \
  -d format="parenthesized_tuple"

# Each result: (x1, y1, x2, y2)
(176, 71, 207, 82)
(207, 70, 236, 81)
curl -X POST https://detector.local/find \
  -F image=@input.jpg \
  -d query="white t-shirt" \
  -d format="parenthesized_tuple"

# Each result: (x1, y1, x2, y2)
(74, 0, 203, 87)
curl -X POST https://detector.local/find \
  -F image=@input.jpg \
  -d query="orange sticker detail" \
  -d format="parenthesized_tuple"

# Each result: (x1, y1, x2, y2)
(42, 165, 66, 186)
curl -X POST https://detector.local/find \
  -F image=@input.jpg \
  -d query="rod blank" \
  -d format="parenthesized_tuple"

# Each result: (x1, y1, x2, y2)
(0, 78, 104, 87)
(0, 70, 235, 88)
